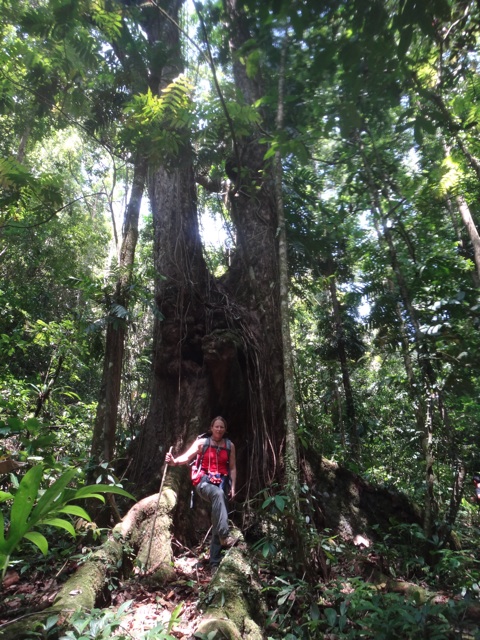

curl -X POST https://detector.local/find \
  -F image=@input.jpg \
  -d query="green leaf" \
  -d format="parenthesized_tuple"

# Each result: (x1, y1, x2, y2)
(71, 492, 105, 503)
(6, 417, 23, 433)
(278, 588, 292, 606)
(58, 505, 91, 521)
(117, 600, 134, 616)
(0, 491, 13, 502)
(24, 417, 42, 435)
(413, 120, 423, 145)
(30, 434, 57, 449)
(29, 467, 78, 524)
(167, 602, 183, 631)
(72, 484, 135, 501)
(9, 465, 43, 540)
(263, 145, 276, 161)
(40, 517, 76, 537)
(23, 530, 48, 555)
(325, 607, 337, 627)
(310, 602, 320, 620)
(261, 496, 274, 509)
(274, 495, 286, 512)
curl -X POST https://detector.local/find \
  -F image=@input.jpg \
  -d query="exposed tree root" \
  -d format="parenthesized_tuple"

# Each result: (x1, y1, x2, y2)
(195, 544, 266, 639)
(115, 489, 177, 584)
(303, 456, 423, 546)
(0, 490, 177, 639)
(369, 569, 480, 622)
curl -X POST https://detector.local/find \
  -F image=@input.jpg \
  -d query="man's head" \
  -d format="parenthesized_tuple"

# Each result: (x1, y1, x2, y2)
(473, 474, 480, 485)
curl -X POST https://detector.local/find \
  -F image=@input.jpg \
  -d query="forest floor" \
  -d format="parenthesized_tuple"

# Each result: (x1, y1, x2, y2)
(2, 536, 480, 639)
(0, 548, 216, 638)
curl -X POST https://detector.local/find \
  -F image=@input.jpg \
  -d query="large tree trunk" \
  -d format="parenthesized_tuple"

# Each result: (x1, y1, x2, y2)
(131, 0, 286, 523)
(130, 0, 211, 493)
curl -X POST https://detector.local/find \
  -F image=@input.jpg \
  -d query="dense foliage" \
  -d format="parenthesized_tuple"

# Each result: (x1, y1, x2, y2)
(1, 0, 480, 637)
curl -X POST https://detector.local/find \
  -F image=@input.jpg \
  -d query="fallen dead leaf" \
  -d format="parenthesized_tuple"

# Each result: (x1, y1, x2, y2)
(2, 571, 20, 588)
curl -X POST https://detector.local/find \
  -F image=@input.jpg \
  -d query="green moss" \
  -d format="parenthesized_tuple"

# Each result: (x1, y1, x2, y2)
(54, 538, 123, 611)
(198, 549, 265, 639)
(195, 618, 243, 639)
(0, 538, 124, 640)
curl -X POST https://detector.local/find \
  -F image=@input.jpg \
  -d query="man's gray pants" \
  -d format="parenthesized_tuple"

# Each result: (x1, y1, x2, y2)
(196, 477, 229, 565)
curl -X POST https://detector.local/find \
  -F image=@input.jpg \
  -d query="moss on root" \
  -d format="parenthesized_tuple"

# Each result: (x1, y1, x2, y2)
(196, 547, 265, 639)
(0, 538, 124, 640)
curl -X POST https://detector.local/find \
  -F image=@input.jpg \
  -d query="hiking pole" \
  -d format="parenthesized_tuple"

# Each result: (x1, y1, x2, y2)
(144, 446, 172, 572)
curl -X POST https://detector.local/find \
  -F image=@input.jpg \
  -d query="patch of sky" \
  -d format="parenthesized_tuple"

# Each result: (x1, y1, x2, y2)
(402, 146, 420, 175)
(199, 208, 229, 248)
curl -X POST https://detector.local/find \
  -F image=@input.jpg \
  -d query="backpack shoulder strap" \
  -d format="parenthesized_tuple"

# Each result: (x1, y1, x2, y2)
(192, 436, 210, 467)
(225, 437, 231, 471)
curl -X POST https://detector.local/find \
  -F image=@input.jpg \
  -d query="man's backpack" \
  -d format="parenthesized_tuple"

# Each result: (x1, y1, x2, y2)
(190, 433, 231, 487)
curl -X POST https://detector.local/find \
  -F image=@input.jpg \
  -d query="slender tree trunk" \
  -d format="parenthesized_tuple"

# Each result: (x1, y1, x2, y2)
(274, 33, 300, 498)
(90, 156, 147, 474)
(455, 194, 480, 285)
(359, 141, 439, 535)
(34, 354, 64, 418)
(329, 367, 345, 449)
(443, 460, 466, 538)
(328, 274, 359, 459)
(422, 394, 435, 540)
(16, 126, 30, 163)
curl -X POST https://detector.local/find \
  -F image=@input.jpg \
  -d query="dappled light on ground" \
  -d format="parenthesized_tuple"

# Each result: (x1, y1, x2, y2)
(0, 553, 216, 638)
